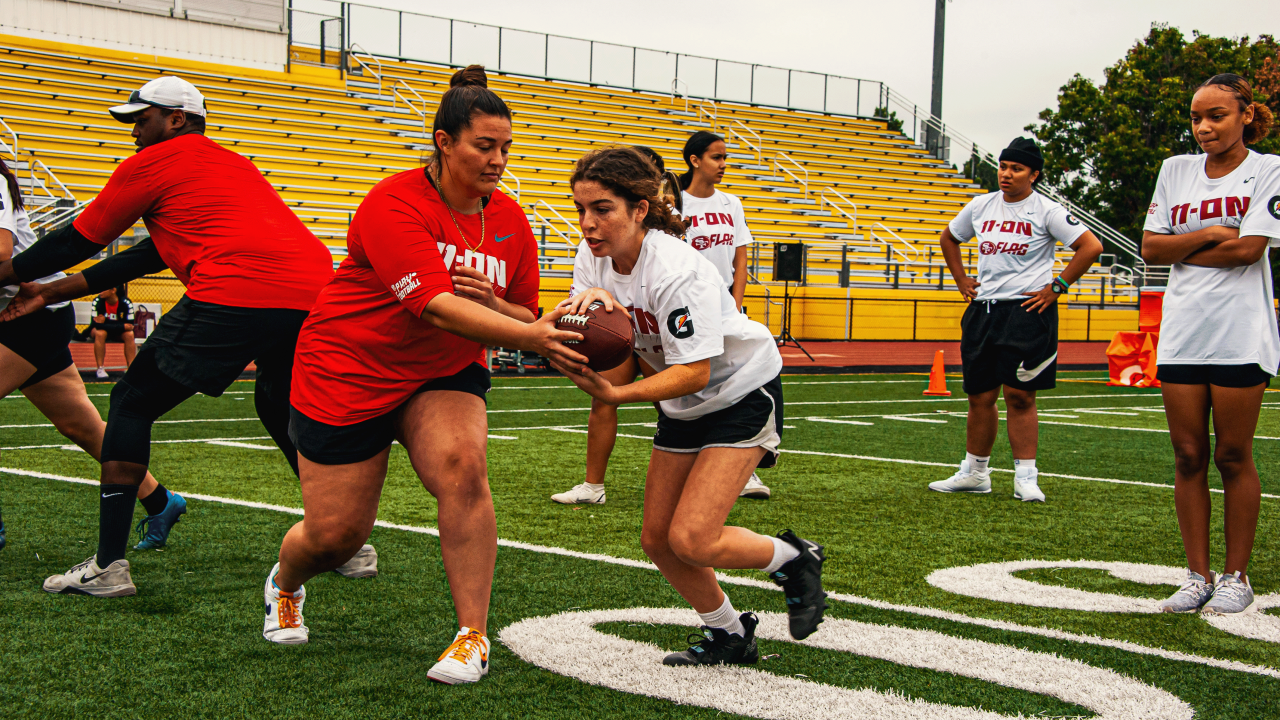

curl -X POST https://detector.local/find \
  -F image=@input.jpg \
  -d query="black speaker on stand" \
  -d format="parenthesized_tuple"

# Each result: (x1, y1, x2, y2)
(773, 243, 813, 361)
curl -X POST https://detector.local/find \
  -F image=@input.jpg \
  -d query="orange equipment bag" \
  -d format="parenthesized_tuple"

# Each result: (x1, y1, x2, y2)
(1107, 331, 1160, 388)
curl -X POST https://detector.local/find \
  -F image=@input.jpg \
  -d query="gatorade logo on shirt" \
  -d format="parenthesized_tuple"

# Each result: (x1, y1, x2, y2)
(1268, 195, 1280, 220)
(1066, 214, 1081, 226)
(667, 307, 695, 339)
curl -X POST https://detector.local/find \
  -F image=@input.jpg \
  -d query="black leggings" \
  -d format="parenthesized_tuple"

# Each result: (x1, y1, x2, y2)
(100, 347, 300, 476)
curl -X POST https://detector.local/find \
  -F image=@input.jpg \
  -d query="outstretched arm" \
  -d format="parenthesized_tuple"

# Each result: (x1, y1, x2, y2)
(0, 222, 105, 286)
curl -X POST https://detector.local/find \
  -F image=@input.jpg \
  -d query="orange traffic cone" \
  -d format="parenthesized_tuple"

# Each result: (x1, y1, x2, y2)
(923, 349, 952, 396)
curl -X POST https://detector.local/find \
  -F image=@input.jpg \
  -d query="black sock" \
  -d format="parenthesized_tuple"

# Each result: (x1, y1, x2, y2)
(97, 484, 139, 566)
(139, 484, 169, 516)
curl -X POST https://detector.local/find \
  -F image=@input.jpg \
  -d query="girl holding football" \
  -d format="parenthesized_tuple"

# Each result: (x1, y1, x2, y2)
(261, 67, 588, 685)
(553, 147, 827, 667)
(1141, 74, 1278, 616)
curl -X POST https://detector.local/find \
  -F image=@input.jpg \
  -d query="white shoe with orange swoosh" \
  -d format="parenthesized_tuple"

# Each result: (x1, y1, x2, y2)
(428, 627, 490, 684)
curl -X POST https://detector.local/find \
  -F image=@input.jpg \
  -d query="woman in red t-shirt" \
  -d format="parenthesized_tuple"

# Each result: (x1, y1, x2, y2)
(261, 67, 586, 683)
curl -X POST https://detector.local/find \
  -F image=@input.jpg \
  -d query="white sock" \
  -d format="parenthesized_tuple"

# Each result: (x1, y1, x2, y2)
(762, 536, 801, 574)
(966, 452, 990, 474)
(1014, 458, 1037, 476)
(698, 594, 745, 637)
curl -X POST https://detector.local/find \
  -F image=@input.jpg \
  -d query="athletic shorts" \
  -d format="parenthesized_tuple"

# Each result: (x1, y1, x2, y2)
(960, 300, 1058, 395)
(1156, 363, 1273, 388)
(0, 304, 74, 389)
(144, 296, 309, 397)
(653, 373, 783, 469)
(289, 361, 492, 466)
(89, 322, 133, 341)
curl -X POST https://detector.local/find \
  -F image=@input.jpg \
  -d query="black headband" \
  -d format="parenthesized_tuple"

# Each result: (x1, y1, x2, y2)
(999, 147, 1044, 172)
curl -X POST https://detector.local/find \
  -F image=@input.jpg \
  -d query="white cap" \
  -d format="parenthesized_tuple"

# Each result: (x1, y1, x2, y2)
(108, 76, 207, 123)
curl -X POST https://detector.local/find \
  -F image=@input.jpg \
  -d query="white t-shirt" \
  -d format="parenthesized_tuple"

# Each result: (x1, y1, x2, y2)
(948, 191, 1087, 301)
(570, 230, 782, 419)
(1144, 150, 1280, 373)
(0, 178, 67, 312)
(680, 189, 754, 288)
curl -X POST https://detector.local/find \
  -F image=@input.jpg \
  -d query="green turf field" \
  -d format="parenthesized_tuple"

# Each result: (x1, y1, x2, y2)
(1, 370, 1278, 719)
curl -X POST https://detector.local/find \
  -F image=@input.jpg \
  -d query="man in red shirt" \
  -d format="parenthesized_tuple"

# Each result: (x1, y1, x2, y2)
(0, 76, 334, 597)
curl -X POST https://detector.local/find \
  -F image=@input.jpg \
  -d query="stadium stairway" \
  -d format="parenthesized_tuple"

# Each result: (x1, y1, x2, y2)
(0, 35, 1135, 341)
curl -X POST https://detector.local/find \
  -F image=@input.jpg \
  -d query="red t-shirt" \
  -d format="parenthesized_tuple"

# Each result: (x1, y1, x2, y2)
(291, 168, 541, 425)
(74, 133, 332, 310)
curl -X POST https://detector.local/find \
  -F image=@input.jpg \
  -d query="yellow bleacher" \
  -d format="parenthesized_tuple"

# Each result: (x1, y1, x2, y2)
(0, 35, 1135, 341)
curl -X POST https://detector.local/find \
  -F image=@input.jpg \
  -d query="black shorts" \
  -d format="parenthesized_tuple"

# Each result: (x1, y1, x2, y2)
(0, 304, 75, 389)
(1156, 363, 1273, 388)
(653, 373, 783, 469)
(961, 300, 1058, 395)
(144, 296, 309, 397)
(289, 361, 492, 466)
(89, 322, 133, 341)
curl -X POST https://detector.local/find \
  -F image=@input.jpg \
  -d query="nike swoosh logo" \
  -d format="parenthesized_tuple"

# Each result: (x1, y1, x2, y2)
(80, 571, 109, 583)
(1016, 352, 1058, 382)
(102, 493, 122, 498)
(804, 540, 822, 561)
(495, 233, 514, 243)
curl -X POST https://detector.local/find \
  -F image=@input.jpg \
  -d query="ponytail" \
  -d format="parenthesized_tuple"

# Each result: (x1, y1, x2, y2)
(570, 147, 687, 237)
(679, 131, 723, 190)
(429, 65, 512, 169)
(0, 157, 23, 212)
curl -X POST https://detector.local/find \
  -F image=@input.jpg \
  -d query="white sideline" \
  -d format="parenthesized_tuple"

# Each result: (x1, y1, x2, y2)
(3, 464, 1276, 682)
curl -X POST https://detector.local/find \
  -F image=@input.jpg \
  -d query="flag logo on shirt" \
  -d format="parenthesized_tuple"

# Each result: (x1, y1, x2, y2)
(1268, 195, 1280, 220)
(667, 308, 694, 339)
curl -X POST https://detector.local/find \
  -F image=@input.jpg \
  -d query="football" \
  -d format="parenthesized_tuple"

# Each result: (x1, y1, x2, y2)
(555, 300, 635, 372)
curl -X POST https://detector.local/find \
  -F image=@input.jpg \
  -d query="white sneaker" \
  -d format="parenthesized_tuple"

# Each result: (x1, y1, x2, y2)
(42, 555, 136, 597)
(928, 460, 991, 494)
(740, 473, 771, 499)
(551, 482, 606, 505)
(263, 562, 308, 645)
(1202, 571, 1256, 615)
(95, 368, 109, 379)
(1013, 471, 1046, 502)
(427, 627, 490, 684)
(334, 544, 378, 578)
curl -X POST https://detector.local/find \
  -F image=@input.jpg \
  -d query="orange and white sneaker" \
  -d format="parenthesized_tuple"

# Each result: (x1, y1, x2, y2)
(262, 562, 308, 645)
(427, 627, 490, 684)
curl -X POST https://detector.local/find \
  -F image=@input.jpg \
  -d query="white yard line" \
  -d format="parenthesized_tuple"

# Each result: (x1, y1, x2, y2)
(883, 415, 947, 424)
(805, 418, 875, 426)
(2, 464, 1276, 682)
(1077, 410, 1140, 416)
(204, 440, 277, 451)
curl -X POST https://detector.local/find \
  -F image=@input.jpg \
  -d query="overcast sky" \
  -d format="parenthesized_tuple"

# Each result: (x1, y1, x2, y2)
(335, 0, 1277, 156)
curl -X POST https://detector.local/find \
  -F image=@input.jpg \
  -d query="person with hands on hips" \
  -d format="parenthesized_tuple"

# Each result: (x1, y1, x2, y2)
(933, 136, 1103, 503)
(551, 147, 829, 669)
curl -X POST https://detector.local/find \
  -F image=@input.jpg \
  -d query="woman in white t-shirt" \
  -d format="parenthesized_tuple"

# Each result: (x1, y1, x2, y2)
(679, 131, 771, 500)
(553, 147, 827, 666)
(930, 137, 1102, 503)
(0, 158, 173, 551)
(1141, 74, 1278, 616)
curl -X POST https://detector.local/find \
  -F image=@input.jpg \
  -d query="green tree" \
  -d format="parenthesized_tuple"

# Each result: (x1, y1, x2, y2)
(963, 150, 999, 192)
(1027, 26, 1280, 248)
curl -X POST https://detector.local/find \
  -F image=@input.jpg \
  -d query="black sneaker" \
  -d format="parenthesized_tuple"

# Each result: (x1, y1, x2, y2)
(770, 530, 828, 640)
(662, 612, 759, 666)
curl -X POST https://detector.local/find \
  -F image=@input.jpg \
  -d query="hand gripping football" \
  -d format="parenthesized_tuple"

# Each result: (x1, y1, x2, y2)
(555, 300, 634, 372)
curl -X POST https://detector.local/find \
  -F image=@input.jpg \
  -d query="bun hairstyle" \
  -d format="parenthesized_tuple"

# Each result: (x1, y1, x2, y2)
(429, 65, 512, 167)
(571, 147, 688, 237)
(678, 131, 724, 190)
(1198, 73, 1274, 145)
(632, 145, 683, 216)
(0, 156, 23, 212)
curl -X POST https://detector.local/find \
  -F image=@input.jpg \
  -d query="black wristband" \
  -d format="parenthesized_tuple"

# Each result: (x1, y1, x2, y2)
(81, 237, 168, 294)
(11, 222, 105, 282)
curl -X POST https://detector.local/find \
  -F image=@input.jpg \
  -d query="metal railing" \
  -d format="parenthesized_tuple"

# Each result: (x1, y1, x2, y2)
(694, 99, 718, 131)
(391, 79, 428, 131)
(727, 119, 763, 165)
(0, 118, 16, 162)
(530, 200, 580, 243)
(773, 152, 808, 199)
(346, 42, 382, 95)
(288, 0, 884, 117)
(499, 170, 521, 203)
(867, 223, 918, 263)
(819, 187, 858, 237)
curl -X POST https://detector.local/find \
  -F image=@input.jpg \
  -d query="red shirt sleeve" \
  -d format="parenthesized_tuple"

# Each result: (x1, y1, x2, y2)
(358, 187, 454, 318)
(73, 152, 155, 245)
(504, 224, 542, 317)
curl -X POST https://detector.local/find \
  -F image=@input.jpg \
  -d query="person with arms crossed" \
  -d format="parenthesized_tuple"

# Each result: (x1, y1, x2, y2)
(555, 147, 827, 667)
(0, 76, 335, 594)
(930, 137, 1103, 502)
(0, 158, 171, 553)
(550, 145, 680, 505)
(261, 67, 586, 686)
(1141, 74, 1277, 616)
(89, 285, 136, 378)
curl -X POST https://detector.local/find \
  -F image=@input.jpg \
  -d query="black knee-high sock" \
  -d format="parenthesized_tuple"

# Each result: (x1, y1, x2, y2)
(97, 484, 139, 566)
(138, 483, 169, 516)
